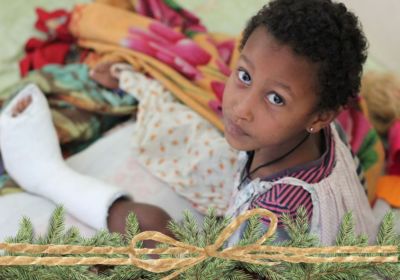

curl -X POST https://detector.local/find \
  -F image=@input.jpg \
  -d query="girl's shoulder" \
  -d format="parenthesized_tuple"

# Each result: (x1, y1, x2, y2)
(331, 122, 366, 187)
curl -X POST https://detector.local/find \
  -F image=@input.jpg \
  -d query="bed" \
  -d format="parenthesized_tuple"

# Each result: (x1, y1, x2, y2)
(0, 0, 398, 242)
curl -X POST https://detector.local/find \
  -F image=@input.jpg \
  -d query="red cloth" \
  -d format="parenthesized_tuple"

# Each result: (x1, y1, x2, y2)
(19, 8, 74, 77)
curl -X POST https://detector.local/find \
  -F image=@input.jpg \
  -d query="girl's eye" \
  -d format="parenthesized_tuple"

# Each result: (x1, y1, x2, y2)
(266, 92, 285, 106)
(237, 69, 252, 85)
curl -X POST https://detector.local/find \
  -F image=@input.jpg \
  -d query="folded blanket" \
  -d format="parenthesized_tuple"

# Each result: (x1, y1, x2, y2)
(69, 1, 240, 131)
(336, 99, 385, 204)
(1, 63, 137, 148)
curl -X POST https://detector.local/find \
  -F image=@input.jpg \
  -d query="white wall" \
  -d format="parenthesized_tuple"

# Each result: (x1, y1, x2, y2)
(180, 0, 400, 75)
(344, 0, 400, 74)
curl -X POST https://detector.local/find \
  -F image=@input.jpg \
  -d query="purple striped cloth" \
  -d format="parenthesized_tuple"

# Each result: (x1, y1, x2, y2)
(249, 127, 335, 227)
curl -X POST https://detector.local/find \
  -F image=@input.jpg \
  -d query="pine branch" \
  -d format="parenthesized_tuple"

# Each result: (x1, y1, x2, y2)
(280, 206, 318, 248)
(371, 212, 400, 279)
(312, 263, 375, 279)
(237, 214, 280, 279)
(82, 230, 124, 248)
(102, 265, 147, 280)
(0, 267, 42, 280)
(237, 207, 316, 279)
(238, 215, 265, 246)
(175, 210, 248, 279)
(124, 212, 143, 252)
(168, 210, 200, 246)
(376, 211, 397, 246)
(102, 212, 146, 279)
(201, 208, 230, 247)
(372, 263, 400, 279)
(335, 213, 356, 246)
(62, 226, 83, 245)
(306, 212, 370, 279)
(1, 206, 400, 279)
(4, 216, 34, 247)
(124, 213, 140, 244)
(45, 206, 66, 244)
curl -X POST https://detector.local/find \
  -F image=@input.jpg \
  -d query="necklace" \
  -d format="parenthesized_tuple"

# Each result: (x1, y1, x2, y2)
(239, 132, 311, 188)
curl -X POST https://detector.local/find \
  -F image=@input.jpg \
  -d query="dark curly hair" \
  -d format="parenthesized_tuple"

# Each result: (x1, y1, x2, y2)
(240, 0, 368, 111)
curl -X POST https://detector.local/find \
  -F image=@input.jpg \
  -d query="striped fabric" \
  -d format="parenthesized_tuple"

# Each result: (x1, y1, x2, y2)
(249, 127, 335, 227)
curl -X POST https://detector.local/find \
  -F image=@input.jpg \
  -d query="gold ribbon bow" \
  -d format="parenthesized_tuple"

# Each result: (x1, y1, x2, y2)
(0, 209, 398, 280)
(128, 208, 278, 279)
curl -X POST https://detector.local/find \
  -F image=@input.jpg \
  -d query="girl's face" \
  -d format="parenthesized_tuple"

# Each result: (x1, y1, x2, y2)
(222, 26, 322, 153)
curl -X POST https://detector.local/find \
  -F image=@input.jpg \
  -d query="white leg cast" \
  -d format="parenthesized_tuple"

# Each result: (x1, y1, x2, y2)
(0, 84, 128, 230)
(0, 84, 63, 189)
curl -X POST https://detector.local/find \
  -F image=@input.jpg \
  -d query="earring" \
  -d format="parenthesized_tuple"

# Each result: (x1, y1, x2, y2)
(308, 127, 314, 133)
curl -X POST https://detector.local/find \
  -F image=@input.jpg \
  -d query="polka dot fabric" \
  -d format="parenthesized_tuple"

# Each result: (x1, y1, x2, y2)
(119, 70, 238, 215)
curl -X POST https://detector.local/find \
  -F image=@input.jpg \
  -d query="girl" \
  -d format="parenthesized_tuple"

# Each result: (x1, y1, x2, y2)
(223, 0, 378, 245)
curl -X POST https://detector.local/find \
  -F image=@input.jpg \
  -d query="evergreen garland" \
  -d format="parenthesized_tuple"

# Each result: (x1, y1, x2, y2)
(0, 206, 399, 279)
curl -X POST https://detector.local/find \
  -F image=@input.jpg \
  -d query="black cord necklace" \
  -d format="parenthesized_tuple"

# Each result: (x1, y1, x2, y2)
(239, 132, 311, 188)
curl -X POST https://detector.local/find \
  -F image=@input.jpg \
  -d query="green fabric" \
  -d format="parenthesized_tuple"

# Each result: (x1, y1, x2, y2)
(358, 130, 379, 171)
(0, 63, 137, 148)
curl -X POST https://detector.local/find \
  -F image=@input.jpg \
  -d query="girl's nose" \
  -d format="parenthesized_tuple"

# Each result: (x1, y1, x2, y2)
(233, 94, 254, 122)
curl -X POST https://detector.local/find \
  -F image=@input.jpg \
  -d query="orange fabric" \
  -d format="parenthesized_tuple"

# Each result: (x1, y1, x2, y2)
(376, 176, 400, 207)
(365, 139, 385, 204)
(95, 0, 134, 11)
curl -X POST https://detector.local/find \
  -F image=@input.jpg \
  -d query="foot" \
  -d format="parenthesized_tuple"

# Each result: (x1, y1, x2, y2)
(90, 62, 119, 89)
(11, 95, 32, 117)
(1, 84, 129, 231)
(0, 84, 63, 191)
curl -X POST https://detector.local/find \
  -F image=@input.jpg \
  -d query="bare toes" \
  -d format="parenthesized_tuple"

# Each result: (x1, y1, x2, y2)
(11, 95, 32, 117)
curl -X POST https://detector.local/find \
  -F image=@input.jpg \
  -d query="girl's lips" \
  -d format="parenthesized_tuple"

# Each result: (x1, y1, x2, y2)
(225, 118, 247, 137)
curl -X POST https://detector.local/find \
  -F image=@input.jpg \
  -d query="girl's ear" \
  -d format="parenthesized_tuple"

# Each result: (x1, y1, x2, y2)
(307, 109, 339, 133)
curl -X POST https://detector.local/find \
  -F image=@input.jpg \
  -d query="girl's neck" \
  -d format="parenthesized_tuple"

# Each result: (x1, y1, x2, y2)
(249, 130, 323, 180)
